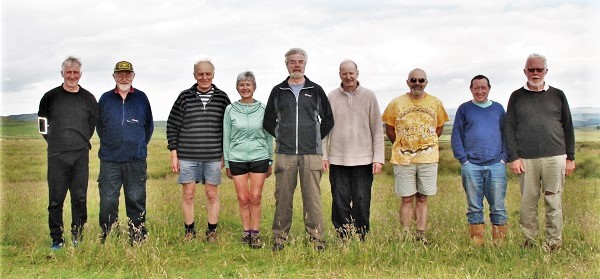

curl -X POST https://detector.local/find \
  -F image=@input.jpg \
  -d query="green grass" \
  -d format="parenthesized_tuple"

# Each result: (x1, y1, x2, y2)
(1, 123, 599, 278)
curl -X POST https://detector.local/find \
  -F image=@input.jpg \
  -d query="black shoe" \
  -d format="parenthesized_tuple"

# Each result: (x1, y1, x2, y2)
(250, 235, 264, 249)
(241, 234, 251, 245)
(271, 242, 285, 251)
(523, 238, 535, 248)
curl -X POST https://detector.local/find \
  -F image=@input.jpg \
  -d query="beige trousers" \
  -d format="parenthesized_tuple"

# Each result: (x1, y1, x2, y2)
(518, 155, 566, 246)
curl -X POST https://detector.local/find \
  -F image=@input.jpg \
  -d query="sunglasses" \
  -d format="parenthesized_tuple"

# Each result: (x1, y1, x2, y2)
(410, 78, 427, 84)
(526, 68, 545, 73)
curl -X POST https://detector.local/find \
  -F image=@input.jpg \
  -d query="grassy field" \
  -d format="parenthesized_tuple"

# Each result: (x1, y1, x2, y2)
(1, 121, 599, 278)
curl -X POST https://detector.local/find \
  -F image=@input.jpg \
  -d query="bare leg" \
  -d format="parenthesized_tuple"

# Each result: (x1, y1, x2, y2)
(205, 184, 220, 224)
(182, 182, 196, 225)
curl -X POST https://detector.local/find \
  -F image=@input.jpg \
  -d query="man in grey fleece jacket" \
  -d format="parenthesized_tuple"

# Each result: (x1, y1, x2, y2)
(322, 60, 385, 241)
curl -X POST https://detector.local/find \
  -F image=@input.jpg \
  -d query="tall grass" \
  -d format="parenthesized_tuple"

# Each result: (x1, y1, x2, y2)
(1, 129, 599, 278)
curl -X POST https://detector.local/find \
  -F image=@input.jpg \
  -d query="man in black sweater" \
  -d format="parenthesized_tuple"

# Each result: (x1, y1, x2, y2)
(38, 56, 98, 250)
(504, 53, 576, 251)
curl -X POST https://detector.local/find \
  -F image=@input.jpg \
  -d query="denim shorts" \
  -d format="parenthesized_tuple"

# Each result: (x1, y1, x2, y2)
(178, 160, 222, 185)
(393, 163, 438, 196)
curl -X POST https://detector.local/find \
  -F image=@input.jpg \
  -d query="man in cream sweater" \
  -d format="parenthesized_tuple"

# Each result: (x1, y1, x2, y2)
(322, 60, 385, 241)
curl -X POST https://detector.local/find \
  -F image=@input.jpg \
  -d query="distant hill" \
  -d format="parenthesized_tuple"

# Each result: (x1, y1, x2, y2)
(3, 108, 600, 128)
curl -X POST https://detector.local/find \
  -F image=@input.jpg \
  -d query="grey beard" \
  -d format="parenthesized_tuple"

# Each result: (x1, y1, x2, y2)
(290, 72, 303, 79)
(411, 89, 424, 95)
(117, 84, 132, 92)
(527, 80, 544, 88)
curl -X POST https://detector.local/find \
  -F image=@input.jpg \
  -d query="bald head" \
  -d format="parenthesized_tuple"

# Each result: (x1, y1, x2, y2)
(339, 60, 359, 92)
(408, 68, 427, 80)
(406, 68, 428, 96)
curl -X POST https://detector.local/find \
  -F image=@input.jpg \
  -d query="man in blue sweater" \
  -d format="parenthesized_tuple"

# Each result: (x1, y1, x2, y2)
(97, 61, 154, 244)
(451, 75, 508, 246)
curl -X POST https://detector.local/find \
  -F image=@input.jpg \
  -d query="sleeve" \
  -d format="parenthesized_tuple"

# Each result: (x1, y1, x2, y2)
(503, 93, 519, 162)
(222, 106, 232, 168)
(321, 135, 329, 161)
(266, 127, 274, 162)
(369, 95, 385, 164)
(381, 99, 396, 127)
(450, 105, 468, 164)
(145, 96, 154, 144)
(88, 95, 99, 146)
(318, 88, 334, 139)
(560, 92, 576, 161)
(436, 100, 449, 128)
(96, 95, 104, 140)
(499, 105, 509, 163)
(263, 88, 278, 137)
(38, 92, 50, 141)
(166, 93, 185, 151)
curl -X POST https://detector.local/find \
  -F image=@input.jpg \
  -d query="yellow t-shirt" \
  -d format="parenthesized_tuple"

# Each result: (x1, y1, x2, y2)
(381, 93, 449, 165)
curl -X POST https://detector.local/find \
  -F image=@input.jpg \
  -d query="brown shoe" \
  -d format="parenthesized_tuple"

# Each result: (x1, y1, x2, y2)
(492, 225, 508, 245)
(205, 230, 217, 243)
(184, 230, 197, 241)
(469, 224, 485, 246)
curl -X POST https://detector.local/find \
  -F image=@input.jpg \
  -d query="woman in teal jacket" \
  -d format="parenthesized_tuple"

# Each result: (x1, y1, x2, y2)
(223, 71, 273, 249)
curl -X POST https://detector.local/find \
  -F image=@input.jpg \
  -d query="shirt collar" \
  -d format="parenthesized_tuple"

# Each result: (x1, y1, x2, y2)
(114, 86, 135, 94)
(523, 82, 549, 92)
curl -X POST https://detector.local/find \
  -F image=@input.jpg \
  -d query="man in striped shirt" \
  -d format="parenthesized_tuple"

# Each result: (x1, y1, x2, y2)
(167, 60, 231, 242)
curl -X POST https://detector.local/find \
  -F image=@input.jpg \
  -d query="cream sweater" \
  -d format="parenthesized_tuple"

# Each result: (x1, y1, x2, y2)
(322, 85, 385, 166)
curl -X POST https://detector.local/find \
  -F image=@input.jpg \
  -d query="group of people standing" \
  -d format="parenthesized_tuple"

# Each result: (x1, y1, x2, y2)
(37, 48, 575, 253)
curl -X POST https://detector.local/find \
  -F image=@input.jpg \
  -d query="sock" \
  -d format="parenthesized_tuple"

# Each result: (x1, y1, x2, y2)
(207, 222, 218, 232)
(243, 230, 251, 237)
(250, 230, 260, 236)
(185, 222, 195, 232)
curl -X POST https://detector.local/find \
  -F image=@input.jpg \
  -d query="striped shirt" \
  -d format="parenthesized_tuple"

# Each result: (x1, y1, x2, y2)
(167, 84, 231, 161)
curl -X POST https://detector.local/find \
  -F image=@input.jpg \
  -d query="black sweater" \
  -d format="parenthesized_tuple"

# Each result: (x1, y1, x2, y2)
(504, 86, 575, 161)
(38, 85, 98, 153)
(263, 76, 334, 155)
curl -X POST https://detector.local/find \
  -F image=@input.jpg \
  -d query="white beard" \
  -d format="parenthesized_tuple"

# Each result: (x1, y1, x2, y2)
(411, 88, 425, 95)
(527, 80, 544, 88)
(290, 72, 303, 79)
(117, 83, 131, 92)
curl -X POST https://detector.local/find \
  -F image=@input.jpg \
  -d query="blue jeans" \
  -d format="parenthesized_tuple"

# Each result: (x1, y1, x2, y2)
(461, 162, 507, 225)
(98, 160, 148, 240)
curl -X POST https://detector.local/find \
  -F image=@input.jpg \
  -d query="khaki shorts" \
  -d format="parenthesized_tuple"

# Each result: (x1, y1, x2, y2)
(393, 163, 438, 197)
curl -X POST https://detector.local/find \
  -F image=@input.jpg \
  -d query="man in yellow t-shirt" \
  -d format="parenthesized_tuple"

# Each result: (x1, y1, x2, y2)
(381, 68, 448, 244)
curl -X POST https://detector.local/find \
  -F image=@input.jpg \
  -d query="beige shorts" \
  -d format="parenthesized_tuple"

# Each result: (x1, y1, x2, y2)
(393, 163, 438, 197)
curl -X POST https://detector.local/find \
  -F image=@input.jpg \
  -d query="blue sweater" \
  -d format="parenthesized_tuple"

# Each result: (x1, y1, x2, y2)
(97, 87, 153, 162)
(451, 101, 508, 166)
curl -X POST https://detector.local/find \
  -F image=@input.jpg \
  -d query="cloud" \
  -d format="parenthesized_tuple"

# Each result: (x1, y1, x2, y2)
(2, 0, 598, 119)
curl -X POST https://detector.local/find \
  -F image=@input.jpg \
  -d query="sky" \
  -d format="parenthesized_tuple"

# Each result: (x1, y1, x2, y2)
(2, 0, 599, 120)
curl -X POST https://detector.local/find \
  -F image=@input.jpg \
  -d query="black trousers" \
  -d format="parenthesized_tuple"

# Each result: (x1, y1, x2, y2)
(329, 164, 373, 236)
(98, 160, 148, 240)
(47, 149, 89, 242)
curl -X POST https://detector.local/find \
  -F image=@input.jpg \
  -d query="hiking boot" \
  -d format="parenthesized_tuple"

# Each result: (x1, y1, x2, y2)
(271, 242, 285, 251)
(310, 238, 326, 252)
(241, 234, 251, 245)
(523, 238, 535, 248)
(50, 238, 65, 251)
(415, 231, 429, 245)
(205, 230, 217, 243)
(184, 230, 197, 241)
(250, 235, 263, 249)
(72, 234, 82, 247)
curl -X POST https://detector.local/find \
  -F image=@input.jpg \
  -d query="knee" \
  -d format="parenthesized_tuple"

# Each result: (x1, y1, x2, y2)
(237, 195, 250, 207)
(249, 193, 262, 206)
(182, 190, 195, 203)
(415, 193, 428, 203)
(205, 188, 219, 203)
(401, 196, 414, 204)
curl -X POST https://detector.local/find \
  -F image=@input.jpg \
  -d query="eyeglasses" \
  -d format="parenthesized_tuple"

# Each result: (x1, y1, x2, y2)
(526, 68, 545, 73)
(114, 72, 134, 80)
(410, 78, 427, 84)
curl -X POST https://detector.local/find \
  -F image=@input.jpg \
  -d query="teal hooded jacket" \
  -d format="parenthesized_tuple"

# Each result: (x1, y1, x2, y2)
(223, 100, 273, 168)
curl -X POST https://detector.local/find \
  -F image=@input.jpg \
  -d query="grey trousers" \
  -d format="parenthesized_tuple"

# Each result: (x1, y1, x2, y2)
(272, 154, 325, 243)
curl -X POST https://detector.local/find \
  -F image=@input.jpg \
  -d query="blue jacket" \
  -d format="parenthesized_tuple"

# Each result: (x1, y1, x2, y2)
(97, 87, 153, 162)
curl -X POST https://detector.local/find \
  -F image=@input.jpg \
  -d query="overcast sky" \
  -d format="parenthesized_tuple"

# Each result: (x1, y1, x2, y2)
(2, 0, 599, 120)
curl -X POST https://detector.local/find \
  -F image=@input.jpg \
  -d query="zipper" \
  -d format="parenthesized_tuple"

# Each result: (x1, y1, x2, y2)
(121, 99, 125, 126)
